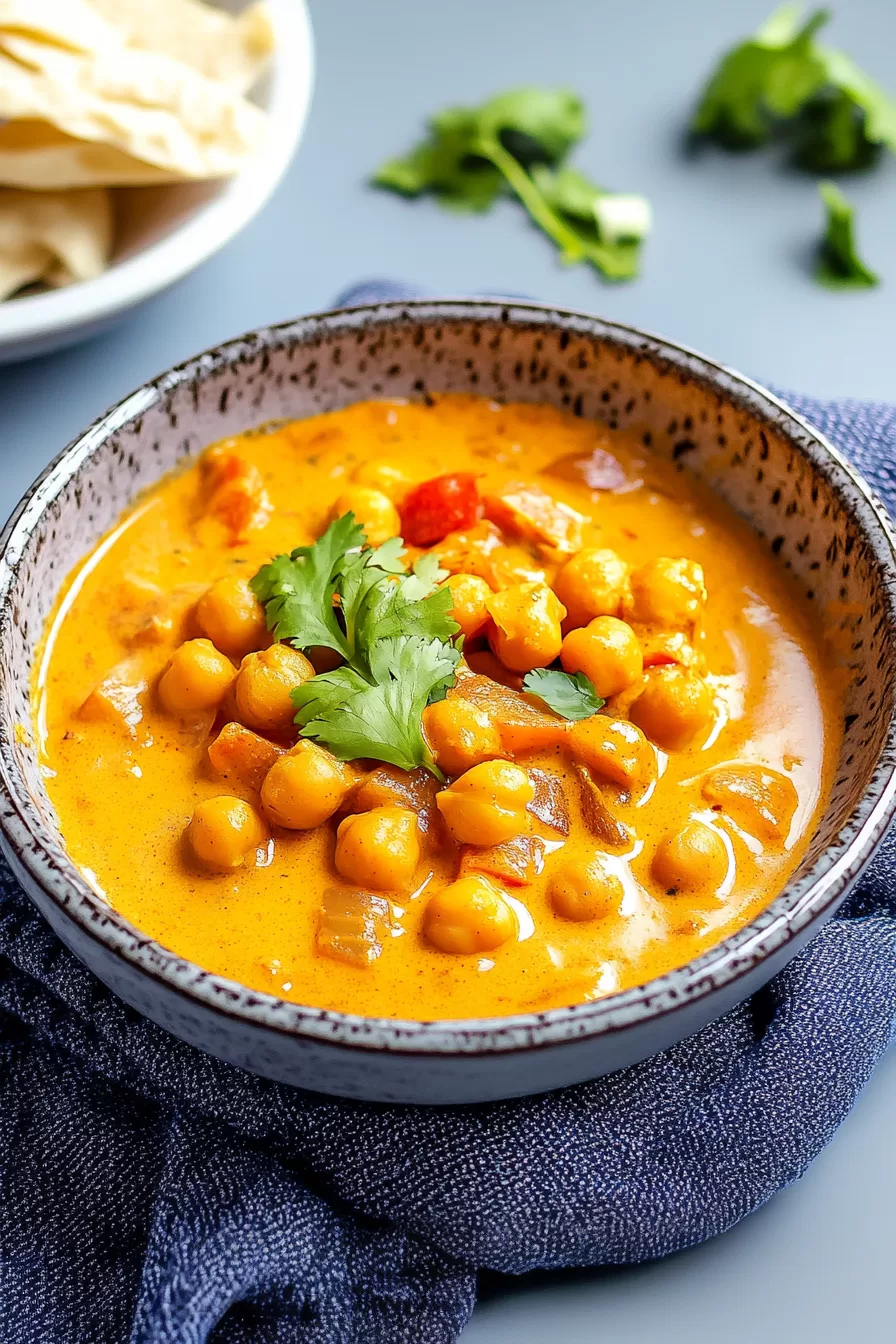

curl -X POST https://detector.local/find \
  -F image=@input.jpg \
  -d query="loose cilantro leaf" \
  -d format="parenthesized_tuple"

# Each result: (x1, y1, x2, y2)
(530, 165, 651, 281)
(294, 637, 462, 775)
(791, 85, 877, 172)
(815, 181, 878, 289)
(373, 87, 650, 281)
(794, 46, 896, 170)
(373, 106, 504, 212)
(693, 6, 896, 175)
(250, 513, 363, 656)
(522, 669, 605, 721)
(691, 5, 829, 148)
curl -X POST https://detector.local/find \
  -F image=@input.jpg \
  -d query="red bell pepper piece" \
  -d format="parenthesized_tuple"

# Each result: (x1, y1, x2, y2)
(400, 473, 482, 547)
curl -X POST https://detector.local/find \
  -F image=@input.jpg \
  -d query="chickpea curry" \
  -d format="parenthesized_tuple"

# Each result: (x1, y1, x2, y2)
(34, 395, 839, 1019)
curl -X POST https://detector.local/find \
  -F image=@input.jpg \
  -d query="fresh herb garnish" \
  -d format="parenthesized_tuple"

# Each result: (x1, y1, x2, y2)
(293, 637, 461, 775)
(251, 515, 461, 776)
(691, 6, 828, 149)
(692, 6, 896, 171)
(522, 669, 605, 721)
(373, 87, 650, 281)
(251, 517, 458, 669)
(815, 180, 878, 288)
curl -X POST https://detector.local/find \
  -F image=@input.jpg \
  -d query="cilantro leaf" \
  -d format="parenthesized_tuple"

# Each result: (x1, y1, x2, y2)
(530, 165, 650, 281)
(815, 181, 878, 289)
(691, 5, 829, 148)
(692, 6, 896, 175)
(372, 107, 503, 212)
(400, 552, 449, 601)
(794, 46, 896, 170)
(255, 517, 459, 671)
(250, 513, 363, 656)
(522, 669, 605, 721)
(294, 637, 462, 775)
(373, 87, 650, 281)
(253, 516, 462, 775)
(477, 87, 585, 167)
(338, 543, 458, 673)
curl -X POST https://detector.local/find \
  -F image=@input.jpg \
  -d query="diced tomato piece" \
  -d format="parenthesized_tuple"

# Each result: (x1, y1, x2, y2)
(399, 473, 482, 547)
(642, 651, 678, 668)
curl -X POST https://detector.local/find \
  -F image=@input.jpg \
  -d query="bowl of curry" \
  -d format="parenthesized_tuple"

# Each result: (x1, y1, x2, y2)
(1, 299, 895, 1104)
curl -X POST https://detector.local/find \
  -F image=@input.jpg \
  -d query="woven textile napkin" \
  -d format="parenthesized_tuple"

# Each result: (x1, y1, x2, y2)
(1, 282, 895, 1343)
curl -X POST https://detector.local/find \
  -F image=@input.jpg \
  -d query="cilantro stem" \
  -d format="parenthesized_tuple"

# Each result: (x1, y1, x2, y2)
(476, 133, 587, 265)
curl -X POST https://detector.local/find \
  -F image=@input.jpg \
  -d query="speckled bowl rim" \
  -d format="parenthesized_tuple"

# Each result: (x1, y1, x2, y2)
(2, 298, 896, 1061)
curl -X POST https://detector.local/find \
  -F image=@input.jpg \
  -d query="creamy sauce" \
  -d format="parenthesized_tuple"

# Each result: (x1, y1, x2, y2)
(34, 396, 839, 1018)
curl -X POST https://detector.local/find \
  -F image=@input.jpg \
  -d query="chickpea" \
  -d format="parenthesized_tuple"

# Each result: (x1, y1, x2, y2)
(196, 575, 267, 658)
(443, 573, 492, 641)
(332, 486, 400, 547)
(352, 460, 413, 503)
(631, 667, 714, 750)
(334, 806, 420, 890)
(626, 557, 706, 629)
(553, 548, 628, 628)
(188, 796, 266, 871)
(234, 644, 314, 735)
(652, 820, 729, 894)
(158, 638, 236, 716)
(261, 741, 350, 830)
(423, 696, 501, 777)
(487, 582, 566, 673)
(549, 855, 625, 922)
(560, 616, 643, 699)
(568, 716, 655, 791)
(436, 760, 534, 846)
(423, 875, 518, 954)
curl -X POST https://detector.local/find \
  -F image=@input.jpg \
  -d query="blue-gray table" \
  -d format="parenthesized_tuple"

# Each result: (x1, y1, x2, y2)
(1, 2, 893, 1338)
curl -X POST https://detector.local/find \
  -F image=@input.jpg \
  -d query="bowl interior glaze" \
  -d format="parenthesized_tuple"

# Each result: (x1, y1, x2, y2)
(1, 300, 895, 1068)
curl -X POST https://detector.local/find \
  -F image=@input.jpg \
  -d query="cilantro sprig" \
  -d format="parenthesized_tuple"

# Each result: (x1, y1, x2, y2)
(250, 515, 461, 776)
(522, 669, 605, 721)
(815, 181, 878, 288)
(373, 87, 651, 282)
(294, 637, 461, 775)
(692, 6, 896, 170)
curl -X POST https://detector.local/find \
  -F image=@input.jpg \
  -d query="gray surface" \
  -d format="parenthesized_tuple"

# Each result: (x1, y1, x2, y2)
(0, 0, 893, 1337)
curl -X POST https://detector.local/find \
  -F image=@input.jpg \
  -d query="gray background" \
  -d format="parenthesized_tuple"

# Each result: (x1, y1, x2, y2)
(1, 0, 894, 1339)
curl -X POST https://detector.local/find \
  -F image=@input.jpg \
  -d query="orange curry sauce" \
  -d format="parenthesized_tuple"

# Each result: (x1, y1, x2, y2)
(34, 395, 839, 1019)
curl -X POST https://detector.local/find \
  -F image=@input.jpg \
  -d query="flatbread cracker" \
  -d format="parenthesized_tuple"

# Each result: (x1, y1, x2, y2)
(0, 0, 114, 55)
(89, 0, 274, 91)
(0, 186, 112, 298)
(0, 121, 182, 189)
(0, 32, 267, 180)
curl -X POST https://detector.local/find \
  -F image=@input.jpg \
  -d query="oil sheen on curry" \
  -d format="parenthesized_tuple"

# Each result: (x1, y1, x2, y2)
(35, 395, 839, 1019)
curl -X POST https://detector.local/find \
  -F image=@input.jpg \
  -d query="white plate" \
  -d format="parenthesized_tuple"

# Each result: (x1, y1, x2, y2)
(0, 0, 314, 364)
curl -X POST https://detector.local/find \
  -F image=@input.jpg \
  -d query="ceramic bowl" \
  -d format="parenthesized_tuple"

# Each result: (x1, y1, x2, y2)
(1, 299, 895, 1105)
(0, 0, 314, 365)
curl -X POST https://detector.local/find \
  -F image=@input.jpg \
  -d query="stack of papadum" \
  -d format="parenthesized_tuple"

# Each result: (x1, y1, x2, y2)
(0, 0, 274, 301)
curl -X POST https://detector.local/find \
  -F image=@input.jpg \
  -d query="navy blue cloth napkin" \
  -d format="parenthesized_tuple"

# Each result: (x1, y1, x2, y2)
(3, 283, 896, 1344)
